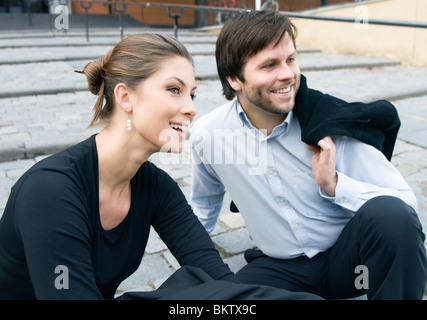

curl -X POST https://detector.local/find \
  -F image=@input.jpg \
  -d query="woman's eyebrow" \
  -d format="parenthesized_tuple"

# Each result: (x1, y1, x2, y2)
(168, 77, 197, 90)
(168, 76, 185, 86)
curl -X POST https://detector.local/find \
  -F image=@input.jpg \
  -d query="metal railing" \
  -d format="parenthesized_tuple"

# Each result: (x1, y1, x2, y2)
(16, 0, 427, 41)
(71, 0, 252, 40)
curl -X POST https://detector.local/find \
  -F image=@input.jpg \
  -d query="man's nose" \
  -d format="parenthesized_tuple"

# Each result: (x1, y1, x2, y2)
(277, 61, 295, 81)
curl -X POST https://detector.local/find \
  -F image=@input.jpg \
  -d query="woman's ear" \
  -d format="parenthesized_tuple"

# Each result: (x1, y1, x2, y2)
(114, 83, 133, 113)
(226, 76, 242, 92)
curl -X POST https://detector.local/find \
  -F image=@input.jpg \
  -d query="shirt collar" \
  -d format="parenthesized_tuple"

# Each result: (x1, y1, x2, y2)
(234, 99, 293, 139)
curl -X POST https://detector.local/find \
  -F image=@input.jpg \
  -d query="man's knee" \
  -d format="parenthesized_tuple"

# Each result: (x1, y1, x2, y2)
(355, 196, 426, 299)
(357, 196, 424, 246)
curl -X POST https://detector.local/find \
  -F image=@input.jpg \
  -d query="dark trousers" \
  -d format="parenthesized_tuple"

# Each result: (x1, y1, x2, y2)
(235, 196, 427, 300)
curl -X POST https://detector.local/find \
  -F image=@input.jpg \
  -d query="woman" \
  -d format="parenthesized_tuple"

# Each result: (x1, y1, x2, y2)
(0, 33, 237, 299)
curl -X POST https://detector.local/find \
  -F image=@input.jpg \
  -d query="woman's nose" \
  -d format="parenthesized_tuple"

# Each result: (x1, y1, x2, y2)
(182, 98, 197, 121)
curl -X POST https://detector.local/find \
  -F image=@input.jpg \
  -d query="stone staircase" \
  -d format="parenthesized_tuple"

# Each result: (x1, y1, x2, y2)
(0, 25, 426, 298)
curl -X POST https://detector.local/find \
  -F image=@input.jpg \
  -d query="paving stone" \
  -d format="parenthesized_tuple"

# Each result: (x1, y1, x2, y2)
(218, 212, 246, 230)
(304, 65, 427, 103)
(162, 250, 181, 271)
(117, 254, 174, 292)
(209, 222, 226, 236)
(212, 228, 256, 255)
(0, 141, 25, 162)
(145, 228, 167, 254)
(0, 158, 35, 171)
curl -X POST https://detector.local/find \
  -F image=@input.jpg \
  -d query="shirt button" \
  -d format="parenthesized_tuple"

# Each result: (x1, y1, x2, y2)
(339, 198, 346, 203)
(305, 247, 311, 252)
(279, 197, 285, 203)
(262, 140, 267, 145)
(269, 170, 275, 175)
(294, 224, 299, 229)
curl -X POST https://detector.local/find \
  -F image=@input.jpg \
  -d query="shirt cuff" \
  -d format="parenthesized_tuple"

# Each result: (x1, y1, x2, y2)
(319, 171, 362, 212)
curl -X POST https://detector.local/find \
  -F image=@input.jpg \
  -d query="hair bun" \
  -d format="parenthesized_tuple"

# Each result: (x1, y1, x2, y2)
(82, 51, 111, 96)
(83, 61, 104, 96)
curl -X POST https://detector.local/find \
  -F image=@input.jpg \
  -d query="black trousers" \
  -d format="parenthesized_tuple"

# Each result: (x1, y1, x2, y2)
(235, 196, 427, 300)
(120, 265, 322, 300)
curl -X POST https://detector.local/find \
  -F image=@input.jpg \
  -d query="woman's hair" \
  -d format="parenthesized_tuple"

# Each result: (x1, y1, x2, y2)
(80, 33, 193, 127)
(215, 10, 297, 100)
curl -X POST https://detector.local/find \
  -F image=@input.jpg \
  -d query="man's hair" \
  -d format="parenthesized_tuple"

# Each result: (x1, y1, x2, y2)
(215, 10, 297, 100)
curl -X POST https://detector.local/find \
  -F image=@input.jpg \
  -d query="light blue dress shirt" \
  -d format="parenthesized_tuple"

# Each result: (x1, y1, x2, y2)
(190, 99, 418, 259)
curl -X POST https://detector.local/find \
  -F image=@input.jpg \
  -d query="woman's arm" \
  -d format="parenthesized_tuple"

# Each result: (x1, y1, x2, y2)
(14, 170, 104, 299)
(151, 169, 238, 283)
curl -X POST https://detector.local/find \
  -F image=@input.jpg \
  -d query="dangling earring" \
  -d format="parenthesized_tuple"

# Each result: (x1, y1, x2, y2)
(126, 118, 132, 131)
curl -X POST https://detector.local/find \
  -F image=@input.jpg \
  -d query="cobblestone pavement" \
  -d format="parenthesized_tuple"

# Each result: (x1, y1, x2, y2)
(0, 28, 426, 298)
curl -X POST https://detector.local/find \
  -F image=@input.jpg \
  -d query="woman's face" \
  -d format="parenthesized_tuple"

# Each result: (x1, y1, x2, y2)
(130, 56, 197, 154)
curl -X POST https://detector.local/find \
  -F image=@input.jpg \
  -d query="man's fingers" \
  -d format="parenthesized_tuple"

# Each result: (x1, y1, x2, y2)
(306, 144, 319, 153)
(317, 137, 334, 150)
(306, 137, 334, 153)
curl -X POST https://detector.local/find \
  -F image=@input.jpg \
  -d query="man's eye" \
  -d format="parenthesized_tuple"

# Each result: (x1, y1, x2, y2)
(191, 93, 196, 101)
(264, 63, 276, 68)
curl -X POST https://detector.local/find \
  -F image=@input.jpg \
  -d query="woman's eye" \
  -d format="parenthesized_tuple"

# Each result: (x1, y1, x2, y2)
(169, 87, 180, 94)
(191, 93, 196, 101)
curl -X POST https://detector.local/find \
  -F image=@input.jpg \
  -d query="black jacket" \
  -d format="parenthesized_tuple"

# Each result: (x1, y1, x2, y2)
(294, 74, 400, 161)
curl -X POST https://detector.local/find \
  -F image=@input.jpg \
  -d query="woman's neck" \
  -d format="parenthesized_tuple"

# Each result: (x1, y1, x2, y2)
(95, 125, 153, 192)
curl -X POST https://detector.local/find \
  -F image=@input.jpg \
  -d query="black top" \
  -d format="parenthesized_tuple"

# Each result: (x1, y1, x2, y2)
(0, 135, 235, 299)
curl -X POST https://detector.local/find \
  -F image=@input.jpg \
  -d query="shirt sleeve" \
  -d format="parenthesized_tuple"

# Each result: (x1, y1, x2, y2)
(190, 134, 226, 232)
(320, 137, 418, 213)
(151, 168, 237, 283)
(14, 170, 104, 299)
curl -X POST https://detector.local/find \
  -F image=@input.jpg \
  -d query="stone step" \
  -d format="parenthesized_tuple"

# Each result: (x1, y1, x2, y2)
(0, 34, 220, 49)
(0, 13, 144, 31)
(0, 43, 318, 65)
(1, 65, 427, 162)
(1, 29, 426, 163)
(193, 52, 400, 80)
(0, 50, 401, 98)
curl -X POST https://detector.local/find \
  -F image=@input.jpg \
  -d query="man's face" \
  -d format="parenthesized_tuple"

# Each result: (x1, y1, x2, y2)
(228, 32, 301, 125)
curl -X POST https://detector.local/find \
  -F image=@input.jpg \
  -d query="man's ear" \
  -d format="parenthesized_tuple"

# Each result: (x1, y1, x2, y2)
(226, 76, 242, 92)
(114, 83, 133, 113)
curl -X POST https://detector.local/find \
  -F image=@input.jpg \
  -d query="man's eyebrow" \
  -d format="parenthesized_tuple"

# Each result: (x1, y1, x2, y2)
(258, 50, 298, 65)
(289, 50, 298, 57)
(167, 77, 197, 90)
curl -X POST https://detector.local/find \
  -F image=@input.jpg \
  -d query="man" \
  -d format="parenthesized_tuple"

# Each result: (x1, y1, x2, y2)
(190, 10, 426, 299)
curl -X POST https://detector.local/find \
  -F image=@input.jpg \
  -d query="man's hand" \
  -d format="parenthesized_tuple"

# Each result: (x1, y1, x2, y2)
(306, 136, 338, 197)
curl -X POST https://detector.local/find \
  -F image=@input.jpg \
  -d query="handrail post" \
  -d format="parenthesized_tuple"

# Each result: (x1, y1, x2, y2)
(166, 7, 183, 39)
(26, 0, 32, 27)
(44, 0, 53, 31)
(113, 2, 127, 40)
(80, 1, 92, 41)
